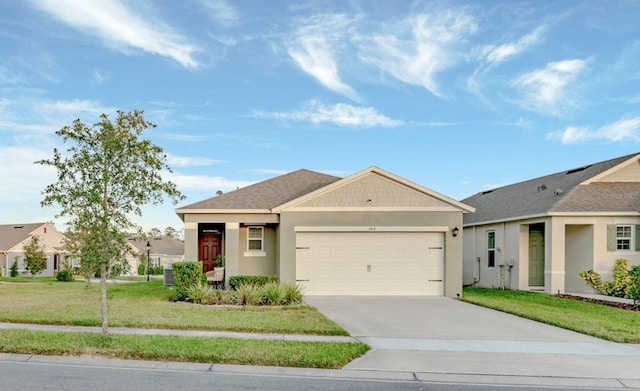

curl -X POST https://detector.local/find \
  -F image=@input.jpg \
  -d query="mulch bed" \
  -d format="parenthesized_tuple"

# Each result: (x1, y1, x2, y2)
(557, 294, 639, 311)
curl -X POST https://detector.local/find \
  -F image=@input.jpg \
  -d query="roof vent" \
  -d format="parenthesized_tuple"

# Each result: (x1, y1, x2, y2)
(216, 190, 223, 196)
(481, 189, 494, 195)
(14, 226, 24, 229)
(537, 184, 547, 191)
(554, 189, 564, 196)
(566, 165, 591, 175)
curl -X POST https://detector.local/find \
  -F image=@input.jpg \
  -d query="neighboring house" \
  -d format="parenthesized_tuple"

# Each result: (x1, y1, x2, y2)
(126, 236, 185, 273)
(0, 222, 68, 277)
(176, 167, 474, 297)
(461, 153, 640, 294)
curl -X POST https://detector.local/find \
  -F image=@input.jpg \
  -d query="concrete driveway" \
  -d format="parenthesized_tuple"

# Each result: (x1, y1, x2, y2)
(305, 296, 640, 387)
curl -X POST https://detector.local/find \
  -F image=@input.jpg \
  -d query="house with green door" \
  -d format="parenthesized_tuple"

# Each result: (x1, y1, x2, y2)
(461, 153, 640, 294)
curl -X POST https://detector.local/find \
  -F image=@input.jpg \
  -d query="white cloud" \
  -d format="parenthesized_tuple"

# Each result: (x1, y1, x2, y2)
(0, 146, 56, 203)
(165, 172, 253, 192)
(480, 27, 544, 64)
(547, 117, 640, 144)
(165, 154, 224, 167)
(31, 0, 200, 69)
(287, 14, 358, 100)
(356, 10, 477, 98)
(512, 59, 588, 115)
(254, 100, 403, 128)
(201, 0, 238, 26)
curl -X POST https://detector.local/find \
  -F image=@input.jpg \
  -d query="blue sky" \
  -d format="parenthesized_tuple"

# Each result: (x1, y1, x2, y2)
(1, 0, 639, 232)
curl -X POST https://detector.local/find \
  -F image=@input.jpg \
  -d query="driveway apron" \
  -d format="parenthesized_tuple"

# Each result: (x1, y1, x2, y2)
(305, 296, 640, 381)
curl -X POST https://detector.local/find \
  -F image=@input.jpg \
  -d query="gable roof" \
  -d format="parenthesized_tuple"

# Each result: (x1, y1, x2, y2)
(462, 153, 640, 225)
(176, 169, 341, 216)
(274, 166, 475, 213)
(0, 223, 46, 251)
(127, 236, 184, 256)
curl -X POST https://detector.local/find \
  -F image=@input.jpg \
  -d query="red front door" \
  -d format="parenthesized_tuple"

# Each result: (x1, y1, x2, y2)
(199, 233, 221, 273)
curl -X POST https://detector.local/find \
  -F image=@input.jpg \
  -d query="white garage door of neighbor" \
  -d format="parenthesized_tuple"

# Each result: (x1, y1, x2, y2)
(296, 231, 444, 296)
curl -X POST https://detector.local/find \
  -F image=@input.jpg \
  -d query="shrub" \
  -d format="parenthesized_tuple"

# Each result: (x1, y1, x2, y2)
(229, 275, 279, 290)
(172, 262, 204, 301)
(281, 283, 304, 305)
(261, 282, 286, 305)
(56, 269, 73, 282)
(137, 263, 146, 276)
(628, 266, 640, 305)
(579, 269, 602, 290)
(10, 260, 19, 277)
(580, 259, 640, 301)
(152, 266, 164, 275)
(213, 289, 237, 305)
(235, 283, 263, 306)
(185, 282, 215, 304)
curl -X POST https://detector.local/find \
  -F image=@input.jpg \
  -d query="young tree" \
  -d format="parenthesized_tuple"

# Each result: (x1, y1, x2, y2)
(23, 235, 47, 277)
(38, 110, 184, 338)
(163, 226, 182, 240)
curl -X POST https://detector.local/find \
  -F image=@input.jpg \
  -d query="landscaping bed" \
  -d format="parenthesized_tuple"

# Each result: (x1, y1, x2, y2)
(557, 294, 639, 311)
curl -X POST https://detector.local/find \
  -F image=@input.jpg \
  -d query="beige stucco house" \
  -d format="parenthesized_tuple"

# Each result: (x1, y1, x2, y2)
(176, 167, 474, 297)
(0, 222, 68, 277)
(461, 153, 640, 294)
(126, 236, 185, 273)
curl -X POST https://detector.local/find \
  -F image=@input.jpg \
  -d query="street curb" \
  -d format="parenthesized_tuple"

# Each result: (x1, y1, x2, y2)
(1, 353, 639, 389)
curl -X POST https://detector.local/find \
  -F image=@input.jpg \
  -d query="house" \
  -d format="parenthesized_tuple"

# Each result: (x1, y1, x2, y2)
(461, 153, 640, 294)
(176, 167, 474, 297)
(0, 222, 68, 277)
(126, 236, 184, 273)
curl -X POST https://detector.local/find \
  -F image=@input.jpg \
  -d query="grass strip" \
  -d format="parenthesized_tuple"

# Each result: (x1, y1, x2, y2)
(0, 280, 347, 336)
(462, 287, 640, 343)
(0, 329, 369, 369)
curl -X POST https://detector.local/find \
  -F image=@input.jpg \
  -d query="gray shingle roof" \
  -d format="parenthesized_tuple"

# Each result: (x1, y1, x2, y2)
(177, 169, 342, 211)
(127, 236, 184, 256)
(0, 223, 45, 251)
(462, 153, 639, 225)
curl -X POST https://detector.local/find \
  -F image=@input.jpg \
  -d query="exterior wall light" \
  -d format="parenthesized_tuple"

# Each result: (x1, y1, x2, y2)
(452, 227, 459, 237)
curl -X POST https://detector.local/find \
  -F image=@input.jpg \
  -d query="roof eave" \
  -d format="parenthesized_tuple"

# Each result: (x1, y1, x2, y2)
(175, 208, 275, 215)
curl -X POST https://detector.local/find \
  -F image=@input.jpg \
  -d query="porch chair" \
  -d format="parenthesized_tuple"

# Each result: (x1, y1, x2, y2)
(206, 267, 225, 289)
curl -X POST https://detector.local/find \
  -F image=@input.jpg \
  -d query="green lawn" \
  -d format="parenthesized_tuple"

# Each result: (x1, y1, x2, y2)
(462, 287, 640, 343)
(0, 279, 346, 335)
(0, 278, 368, 368)
(0, 329, 369, 369)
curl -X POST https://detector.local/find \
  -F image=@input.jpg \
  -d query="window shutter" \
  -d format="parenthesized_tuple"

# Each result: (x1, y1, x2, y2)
(606, 225, 617, 252)
(636, 225, 640, 252)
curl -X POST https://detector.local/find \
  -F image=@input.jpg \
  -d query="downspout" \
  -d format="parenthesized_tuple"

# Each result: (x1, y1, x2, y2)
(472, 225, 480, 285)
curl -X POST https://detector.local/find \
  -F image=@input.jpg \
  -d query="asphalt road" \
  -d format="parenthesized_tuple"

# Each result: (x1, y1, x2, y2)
(0, 360, 629, 391)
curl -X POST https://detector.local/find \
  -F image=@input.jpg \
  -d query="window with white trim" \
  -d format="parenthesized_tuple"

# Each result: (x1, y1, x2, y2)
(247, 226, 264, 252)
(616, 225, 632, 250)
(487, 231, 496, 268)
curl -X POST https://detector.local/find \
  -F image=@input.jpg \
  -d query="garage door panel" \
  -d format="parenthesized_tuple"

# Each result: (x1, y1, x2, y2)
(296, 231, 444, 296)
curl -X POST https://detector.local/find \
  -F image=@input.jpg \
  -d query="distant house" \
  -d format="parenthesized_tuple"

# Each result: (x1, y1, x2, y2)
(0, 222, 68, 277)
(461, 153, 640, 294)
(176, 167, 474, 297)
(126, 236, 184, 273)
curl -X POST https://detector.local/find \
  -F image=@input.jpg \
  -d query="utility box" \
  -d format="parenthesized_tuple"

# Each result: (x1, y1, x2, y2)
(163, 264, 174, 286)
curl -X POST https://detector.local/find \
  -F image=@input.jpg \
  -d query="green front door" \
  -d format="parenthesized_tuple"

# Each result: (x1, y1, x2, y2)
(529, 230, 545, 286)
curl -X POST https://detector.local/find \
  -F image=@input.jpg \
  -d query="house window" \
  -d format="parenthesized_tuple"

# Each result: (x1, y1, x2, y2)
(487, 231, 496, 268)
(247, 226, 264, 252)
(616, 225, 632, 250)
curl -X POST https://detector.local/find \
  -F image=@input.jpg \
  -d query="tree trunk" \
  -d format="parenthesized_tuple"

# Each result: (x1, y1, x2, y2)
(100, 262, 109, 338)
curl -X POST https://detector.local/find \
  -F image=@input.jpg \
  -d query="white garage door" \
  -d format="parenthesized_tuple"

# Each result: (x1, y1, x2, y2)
(296, 231, 444, 296)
